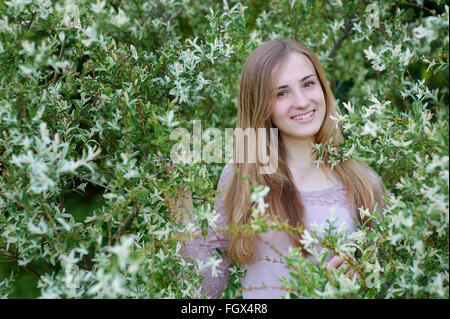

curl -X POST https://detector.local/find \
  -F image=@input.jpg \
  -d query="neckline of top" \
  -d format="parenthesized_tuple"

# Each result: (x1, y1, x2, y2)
(297, 181, 343, 194)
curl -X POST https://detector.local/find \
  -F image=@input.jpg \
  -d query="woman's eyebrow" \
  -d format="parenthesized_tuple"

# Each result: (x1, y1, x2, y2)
(276, 74, 316, 90)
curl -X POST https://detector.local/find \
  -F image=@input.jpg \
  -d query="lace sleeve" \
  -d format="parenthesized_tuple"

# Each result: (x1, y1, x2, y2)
(367, 167, 386, 213)
(183, 163, 233, 298)
(359, 162, 386, 215)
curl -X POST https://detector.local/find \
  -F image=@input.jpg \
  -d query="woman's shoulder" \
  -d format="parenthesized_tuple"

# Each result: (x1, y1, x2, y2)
(355, 160, 382, 185)
(353, 159, 385, 203)
(217, 160, 234, 191)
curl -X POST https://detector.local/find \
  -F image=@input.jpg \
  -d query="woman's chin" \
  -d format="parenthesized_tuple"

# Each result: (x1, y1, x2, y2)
(288, 127, 321, 140)
(281, 131, 318, 141)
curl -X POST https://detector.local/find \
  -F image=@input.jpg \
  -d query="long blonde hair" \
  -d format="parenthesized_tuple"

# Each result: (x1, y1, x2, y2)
(224, 39, 385, 265)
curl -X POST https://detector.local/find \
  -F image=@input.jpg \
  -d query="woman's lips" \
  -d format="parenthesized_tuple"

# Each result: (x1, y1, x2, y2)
(291, 109, 316, 123)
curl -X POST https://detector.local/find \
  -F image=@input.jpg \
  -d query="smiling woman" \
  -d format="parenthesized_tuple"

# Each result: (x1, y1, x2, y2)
(271, 53, 326, 142)
(179, 39, 386, 299)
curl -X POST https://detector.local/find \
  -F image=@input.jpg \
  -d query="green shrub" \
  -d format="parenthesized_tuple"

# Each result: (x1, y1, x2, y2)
(0, 0, 448, 298)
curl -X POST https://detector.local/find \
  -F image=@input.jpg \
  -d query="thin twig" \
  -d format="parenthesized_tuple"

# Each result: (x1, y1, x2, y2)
(403, 1, 437, 15)
(40, 197, 64, 256)
(76, 174, 114, 192)
(58, 34, 67, 59)
(69, 192, 137, 237)
(328, 16, 356, 59)
(115, 205, 139, 243)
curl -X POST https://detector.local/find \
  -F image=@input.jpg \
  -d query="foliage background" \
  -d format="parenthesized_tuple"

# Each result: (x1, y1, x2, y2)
(0, 0, 448, 298)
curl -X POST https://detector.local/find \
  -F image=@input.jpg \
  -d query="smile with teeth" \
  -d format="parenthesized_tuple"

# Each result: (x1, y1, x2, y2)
(291, 110, 314, 120)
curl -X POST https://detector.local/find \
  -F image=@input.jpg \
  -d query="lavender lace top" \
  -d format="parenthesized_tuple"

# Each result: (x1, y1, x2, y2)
(183, 162, 385, 299)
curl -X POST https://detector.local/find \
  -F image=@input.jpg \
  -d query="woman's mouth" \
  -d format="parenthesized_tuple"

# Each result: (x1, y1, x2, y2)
(291, 109, 316, 123)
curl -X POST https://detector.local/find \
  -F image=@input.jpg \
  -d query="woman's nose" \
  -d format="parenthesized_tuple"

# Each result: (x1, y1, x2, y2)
(292, 88, 309, 108)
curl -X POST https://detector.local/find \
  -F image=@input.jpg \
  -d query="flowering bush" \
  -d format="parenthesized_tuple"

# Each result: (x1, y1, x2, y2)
(0, 0, 448, 298)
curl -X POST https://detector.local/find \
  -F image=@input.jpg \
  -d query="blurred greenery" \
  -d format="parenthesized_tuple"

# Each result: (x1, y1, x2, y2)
(0, 183, 104, 298)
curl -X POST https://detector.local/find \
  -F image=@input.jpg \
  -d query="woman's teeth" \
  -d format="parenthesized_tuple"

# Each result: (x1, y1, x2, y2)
(292, 110, 314, 120)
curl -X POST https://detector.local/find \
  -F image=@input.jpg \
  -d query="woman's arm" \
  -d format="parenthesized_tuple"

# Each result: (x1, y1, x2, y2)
(174, 163, 234, 298)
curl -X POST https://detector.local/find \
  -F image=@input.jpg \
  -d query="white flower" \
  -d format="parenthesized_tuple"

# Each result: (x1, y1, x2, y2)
(342, 101, 354, 113)
(352, 20, 363, 34)
(250, 185, 270, 202)
(431, 273, 446, 297)
(123, 168, 139, 179)
(108, 235, 135, 269)
(342, 122, 352, 132)
(91, 0, 105, 13)
(20, 136, 32, 149)
(111, 275, 125, 294)
(363, 46, 378, 60)
(130, 44, 138, 61)
(331, 19, 345, 33)
(299, 229, 315, 249)
(361, 121, 379, 138)
(426, 155, 447, 172)
(343, 144, 355, 158)
(376, 153, 385, 165)
(20, 40, 35, 55)
(60, 250, 79, 265)
(402, 48, 413, 66)
(368, 96, 384, 114)
(349, 230, 365, 242)
(250, 185, 270, 215)
(40, 122, 51, 145)
(416, 88, 424, 100)
(18, 65, 36, 77)
(81, 26, 97, 47)
(420, 184, 440, 200)
(112, 8, 129, 27)
(338, 220, 348, 233)
(361, 104, 376, 118)
(59, 160, 81, 173)
(412, 25, 431, 39)
(310, 222, 325, 234)
(337, 272, 360, 294)
(62, 0, 81, 28)
(206, 255, 222, 278)
(329, 114, 344, 127)
(401, 214, 413, 227)
(156, 248, 167, 262)
(372, 61, 386, 71)
(329, 205, 337, 220)
(391, 139, 413, 148)
(412, 240, 424, 254)
(5, 0, 26, 8)
(27, 218, 48, 234)
(358, 207, 371, 219)
(56, 217, 71, 231)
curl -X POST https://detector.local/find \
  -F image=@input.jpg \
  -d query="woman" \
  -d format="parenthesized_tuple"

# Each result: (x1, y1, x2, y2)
(178, 39, 385, 299)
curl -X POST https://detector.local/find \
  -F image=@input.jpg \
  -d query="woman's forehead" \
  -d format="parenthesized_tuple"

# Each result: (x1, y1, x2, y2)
(272, 52, 316, 85)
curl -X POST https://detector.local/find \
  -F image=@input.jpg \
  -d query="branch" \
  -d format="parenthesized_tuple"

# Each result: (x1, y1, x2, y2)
(76, 174, 114, 192)
(403, 1, 437, 15)
(328, 16, 356, 60)
(115, 205, 139, 243)
(58, 33, 67, 59)
(167, 8, 183, 25)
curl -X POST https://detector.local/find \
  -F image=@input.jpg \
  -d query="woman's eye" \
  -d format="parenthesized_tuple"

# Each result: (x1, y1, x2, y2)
(305, 81, 315, 87)
(277, 91, 287, 97)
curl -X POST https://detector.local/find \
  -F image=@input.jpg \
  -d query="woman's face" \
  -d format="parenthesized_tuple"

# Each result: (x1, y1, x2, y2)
(270, 52, 326, 142)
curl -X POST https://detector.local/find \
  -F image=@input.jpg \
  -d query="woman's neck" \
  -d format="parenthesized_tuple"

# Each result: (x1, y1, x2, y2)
(282, 134, 315, 171)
